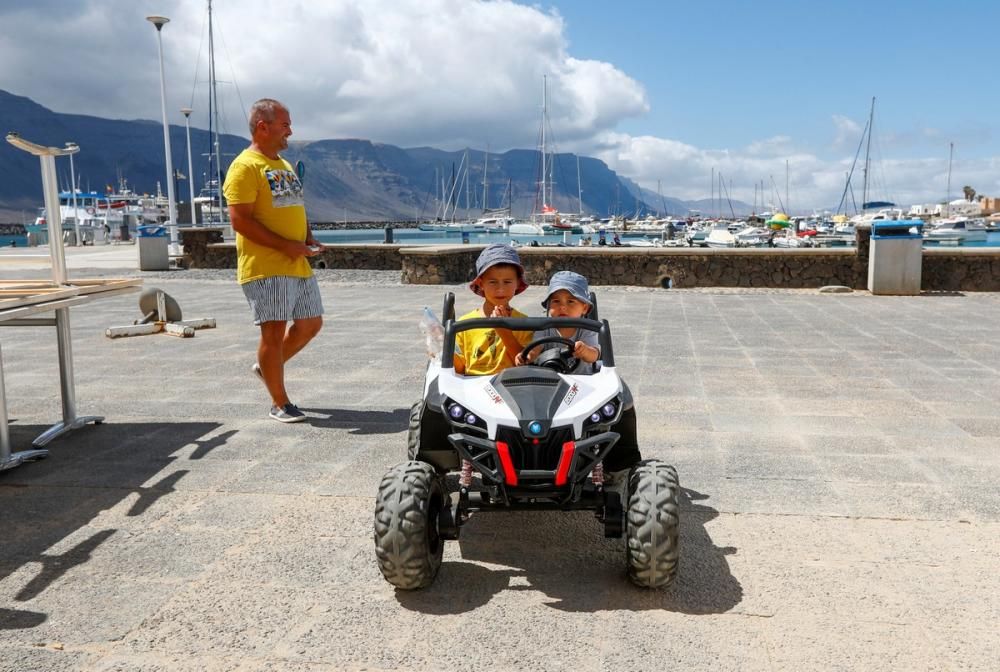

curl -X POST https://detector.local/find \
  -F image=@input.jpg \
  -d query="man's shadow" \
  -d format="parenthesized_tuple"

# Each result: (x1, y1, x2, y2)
(395, 487, 741, 615)
(297, 407, 409, 435)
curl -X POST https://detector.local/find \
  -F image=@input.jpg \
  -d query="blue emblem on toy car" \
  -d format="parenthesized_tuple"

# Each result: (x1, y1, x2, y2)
(529, 421, 543, 435)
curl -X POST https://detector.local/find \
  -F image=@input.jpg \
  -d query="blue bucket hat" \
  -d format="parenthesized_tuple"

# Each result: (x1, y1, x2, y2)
(470, 243, 528, 296)
(541, 271, 591, 310)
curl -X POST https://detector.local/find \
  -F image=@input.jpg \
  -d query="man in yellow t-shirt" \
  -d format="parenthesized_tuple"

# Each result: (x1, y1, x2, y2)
(223, 98, 324, 424)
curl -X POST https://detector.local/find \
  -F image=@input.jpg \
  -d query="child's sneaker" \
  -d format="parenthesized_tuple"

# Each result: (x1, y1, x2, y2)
(269, 403, 305, 423)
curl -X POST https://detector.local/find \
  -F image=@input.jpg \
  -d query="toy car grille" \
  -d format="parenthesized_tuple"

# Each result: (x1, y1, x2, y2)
(496, 426, 575, 471)
(500, 376, 560, 387)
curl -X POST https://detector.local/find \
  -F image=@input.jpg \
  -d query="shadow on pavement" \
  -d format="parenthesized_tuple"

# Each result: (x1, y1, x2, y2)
(0, 420, 225, 628)
(299, 407, 409, 435)
(396, 487, 742, 615)
(0, 608, 47, 630)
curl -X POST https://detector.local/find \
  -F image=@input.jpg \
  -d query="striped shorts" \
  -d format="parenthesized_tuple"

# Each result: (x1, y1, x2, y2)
(241, 275, 325, 325)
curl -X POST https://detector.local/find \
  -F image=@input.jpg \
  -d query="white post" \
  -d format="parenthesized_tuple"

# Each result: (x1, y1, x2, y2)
(66, 143, 81, 246)
(147, 15, 179, 254)
(181, 107, 196, 225)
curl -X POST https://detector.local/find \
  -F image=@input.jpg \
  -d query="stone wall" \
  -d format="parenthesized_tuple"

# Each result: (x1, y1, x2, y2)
(180, 228, 403, 271)
(923, 249, 1000, 291)
(183, 226, 1000, 291)
(400, 246, 868, 288)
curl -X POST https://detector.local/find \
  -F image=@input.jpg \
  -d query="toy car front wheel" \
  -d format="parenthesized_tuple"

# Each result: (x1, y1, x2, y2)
(625, 459, 680, 588)
(374, 460, 446, 589)
(406, 401, 422, 460)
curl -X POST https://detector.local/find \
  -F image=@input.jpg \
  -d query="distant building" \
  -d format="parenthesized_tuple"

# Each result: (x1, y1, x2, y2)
(911, 200, 983, 217)
(908, 203, 936, 216)
(978, 196, 1000, 215)
(942, 199, 982, 217)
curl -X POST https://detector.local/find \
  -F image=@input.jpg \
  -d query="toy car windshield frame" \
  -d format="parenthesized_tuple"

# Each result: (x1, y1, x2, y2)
(440, 315, 616, 370)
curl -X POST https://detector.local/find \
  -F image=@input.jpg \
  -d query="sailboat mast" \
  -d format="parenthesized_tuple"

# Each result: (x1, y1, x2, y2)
(577, 155, 583, 214)
(861, 96, 875, 213)
(482, 148, 489, 211)
(541, 75, 547, 209)
(710, 167, 714, 219)
(208, 0, 225, 219)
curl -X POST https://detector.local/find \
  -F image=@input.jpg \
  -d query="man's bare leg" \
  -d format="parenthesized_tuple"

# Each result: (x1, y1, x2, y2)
(282, 316, 323, 363)
(259, 320, 290, 407)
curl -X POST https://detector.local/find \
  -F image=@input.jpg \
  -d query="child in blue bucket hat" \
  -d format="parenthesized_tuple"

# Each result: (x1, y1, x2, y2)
(515, 271, 600, 373)
(454, 244, 534, 375)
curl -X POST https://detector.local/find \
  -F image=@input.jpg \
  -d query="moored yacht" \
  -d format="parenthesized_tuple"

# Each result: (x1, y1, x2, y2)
(923, 217, 989, 243)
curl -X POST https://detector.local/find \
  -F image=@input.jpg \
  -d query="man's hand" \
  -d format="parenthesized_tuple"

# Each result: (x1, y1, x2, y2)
(283, 241, 322, 259)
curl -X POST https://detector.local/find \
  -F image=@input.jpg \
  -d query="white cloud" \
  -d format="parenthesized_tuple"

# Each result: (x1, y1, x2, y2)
(831, 114, 863, 151)
(0, 0, 648, 150)
(587, 132, 1000, 212)
(1, 0, 996, 210)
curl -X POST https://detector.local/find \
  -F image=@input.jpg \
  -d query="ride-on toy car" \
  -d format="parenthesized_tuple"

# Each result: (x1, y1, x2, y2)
(374, 293, 680, 589)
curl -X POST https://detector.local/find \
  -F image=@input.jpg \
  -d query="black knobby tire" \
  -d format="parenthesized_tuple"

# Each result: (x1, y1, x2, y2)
(625, 459, 680, 588)
(374, 460, 445, 590)
(406, 400, 422, 460)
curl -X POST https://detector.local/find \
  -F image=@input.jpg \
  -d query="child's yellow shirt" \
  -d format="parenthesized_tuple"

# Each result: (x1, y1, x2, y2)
(455, 308, 533, 376)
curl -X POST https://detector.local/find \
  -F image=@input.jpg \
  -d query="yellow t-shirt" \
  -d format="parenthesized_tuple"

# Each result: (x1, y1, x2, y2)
(222, 149, 312, 284)
(455, 308, 534, 376)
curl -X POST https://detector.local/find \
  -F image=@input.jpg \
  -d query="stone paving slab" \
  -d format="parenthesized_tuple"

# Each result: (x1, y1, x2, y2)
(1, 268, 999, 671)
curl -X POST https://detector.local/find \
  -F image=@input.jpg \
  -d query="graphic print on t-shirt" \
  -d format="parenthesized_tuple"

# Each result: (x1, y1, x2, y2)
(265, 169, 304, 208)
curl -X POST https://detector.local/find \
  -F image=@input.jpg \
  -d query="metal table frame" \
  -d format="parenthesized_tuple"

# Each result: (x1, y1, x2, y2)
(0, 296, 92, 470)
(0, 132, 137, 472)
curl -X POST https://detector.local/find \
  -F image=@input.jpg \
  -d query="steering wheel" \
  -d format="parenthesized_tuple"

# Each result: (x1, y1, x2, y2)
(520, 335, 578, 374)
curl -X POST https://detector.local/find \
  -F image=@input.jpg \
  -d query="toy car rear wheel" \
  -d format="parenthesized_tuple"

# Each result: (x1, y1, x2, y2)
(374, 460, 446, 590)
(625, 459, 680, 588)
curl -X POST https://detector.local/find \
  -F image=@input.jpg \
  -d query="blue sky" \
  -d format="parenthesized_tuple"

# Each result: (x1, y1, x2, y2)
(548, 0, 997, 160)
(1, 0, 997, 208)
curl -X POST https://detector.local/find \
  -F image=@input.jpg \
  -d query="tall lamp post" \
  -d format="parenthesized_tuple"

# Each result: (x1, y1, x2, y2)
(65, 142, 81, 246)
(181, 107, 197, 225)
(146, 15, 179, 253)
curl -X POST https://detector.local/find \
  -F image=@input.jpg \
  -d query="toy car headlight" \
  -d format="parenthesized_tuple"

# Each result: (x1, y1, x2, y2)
(445, 399, 486, 432)
(585, 397, 622, 429)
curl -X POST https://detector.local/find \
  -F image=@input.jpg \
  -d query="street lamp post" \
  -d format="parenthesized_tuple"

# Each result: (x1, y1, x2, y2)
(181, 107, 197, 225)
(65, 142, 81, 246)
(146, 15, 179, 253)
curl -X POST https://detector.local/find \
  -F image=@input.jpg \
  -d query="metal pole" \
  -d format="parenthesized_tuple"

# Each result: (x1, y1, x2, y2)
(40, 154, 68, 284)
(0, 344, 10, 461)
(148, 16, 179, 253)
(182, 107, 197, 224)
(55, 308, 77, 425)
(67, 144, 81, 246)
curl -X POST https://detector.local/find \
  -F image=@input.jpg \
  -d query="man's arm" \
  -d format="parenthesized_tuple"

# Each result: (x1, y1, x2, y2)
(228, 202, 316, 259)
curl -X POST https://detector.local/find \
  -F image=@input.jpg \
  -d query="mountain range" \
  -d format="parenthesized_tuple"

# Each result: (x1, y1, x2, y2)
(0, 89, 753, 222)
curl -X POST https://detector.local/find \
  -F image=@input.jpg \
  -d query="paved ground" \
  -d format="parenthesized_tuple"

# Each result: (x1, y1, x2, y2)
(1, 247, 999, 671)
